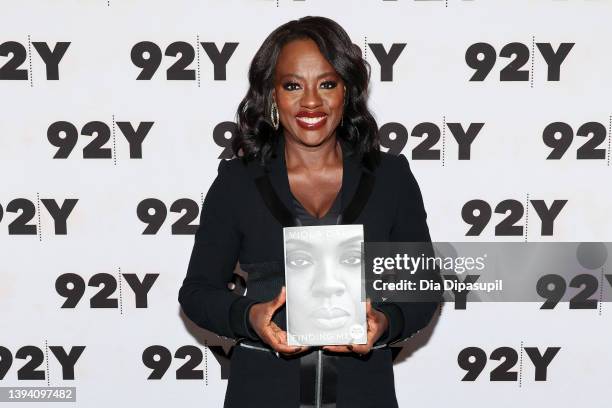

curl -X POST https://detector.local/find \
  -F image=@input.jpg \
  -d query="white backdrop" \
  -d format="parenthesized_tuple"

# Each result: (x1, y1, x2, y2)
(1, 0, 611, 407)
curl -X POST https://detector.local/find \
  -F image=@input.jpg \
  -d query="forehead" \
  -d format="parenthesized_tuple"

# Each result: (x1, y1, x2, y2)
(286, 232, 362, 248)
(275, 38, 336, 76)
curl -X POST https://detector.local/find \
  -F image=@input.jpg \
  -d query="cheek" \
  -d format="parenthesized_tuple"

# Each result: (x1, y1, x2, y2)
(347, 279, 361, 296)
(341, 271, 361, 295)
(288, 271, 314, 292)
(327, 95, 344, 113)
(276, 96, 296, 115)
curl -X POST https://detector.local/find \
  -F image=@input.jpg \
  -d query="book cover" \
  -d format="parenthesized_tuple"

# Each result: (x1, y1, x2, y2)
(283, 224, 367, 346)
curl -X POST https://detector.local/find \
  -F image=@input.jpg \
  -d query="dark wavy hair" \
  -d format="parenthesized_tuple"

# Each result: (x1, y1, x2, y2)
(232, 16, 380, 166)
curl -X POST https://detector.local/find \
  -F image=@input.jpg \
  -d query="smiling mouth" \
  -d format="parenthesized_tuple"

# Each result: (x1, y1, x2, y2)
(295, 114, 328, 129)
(296, 116, 326, 124)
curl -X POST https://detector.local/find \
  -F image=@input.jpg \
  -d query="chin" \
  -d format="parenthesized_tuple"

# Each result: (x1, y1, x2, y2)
(294, 131, 331, 146)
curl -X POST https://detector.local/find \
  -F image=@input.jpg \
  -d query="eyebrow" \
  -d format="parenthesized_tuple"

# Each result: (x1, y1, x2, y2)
(280, 72, 338, 81)
(285, 236, 362, 249)
(338, 236, 363, 247)
(286, 239, 314, 249)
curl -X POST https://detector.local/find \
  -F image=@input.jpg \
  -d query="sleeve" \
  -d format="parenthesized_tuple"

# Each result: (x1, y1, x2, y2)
(372, 153, 442, 346)
(178, 159, 260, 341)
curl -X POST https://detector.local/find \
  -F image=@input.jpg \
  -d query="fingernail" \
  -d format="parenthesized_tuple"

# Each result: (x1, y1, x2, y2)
(294, 347, 301, 352)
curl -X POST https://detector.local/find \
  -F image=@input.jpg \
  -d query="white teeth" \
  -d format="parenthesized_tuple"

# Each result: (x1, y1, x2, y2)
(297, 116, 326, 124)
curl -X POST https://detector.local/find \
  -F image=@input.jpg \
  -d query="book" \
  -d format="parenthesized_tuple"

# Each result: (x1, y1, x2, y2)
(283, 224, 367, 346)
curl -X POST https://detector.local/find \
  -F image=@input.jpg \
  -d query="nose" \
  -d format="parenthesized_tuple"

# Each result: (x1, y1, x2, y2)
(311, 259, 346, 298)
(300, 84, 323, 109)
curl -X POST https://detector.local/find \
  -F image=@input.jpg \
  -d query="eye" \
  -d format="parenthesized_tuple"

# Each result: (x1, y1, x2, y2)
(321, 80, 337, 89)
(288, 258, 313, 268)
(340, 252, 361, 266)
(287, 251, 314, 268)
(282, 81, 301, 91)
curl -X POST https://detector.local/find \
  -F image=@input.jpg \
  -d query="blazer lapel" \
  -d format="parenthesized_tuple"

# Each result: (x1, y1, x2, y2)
(265, 135, 296, 223)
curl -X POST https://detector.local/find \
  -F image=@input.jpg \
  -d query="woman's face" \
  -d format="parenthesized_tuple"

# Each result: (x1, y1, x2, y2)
(272, 38, 346, 147)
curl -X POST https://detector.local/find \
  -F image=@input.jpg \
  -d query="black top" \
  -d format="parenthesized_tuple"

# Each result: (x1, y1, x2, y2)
(290, 188, 342, 226)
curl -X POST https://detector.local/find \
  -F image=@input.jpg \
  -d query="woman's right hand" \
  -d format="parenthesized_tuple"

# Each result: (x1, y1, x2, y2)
(248, 286, 308, 356)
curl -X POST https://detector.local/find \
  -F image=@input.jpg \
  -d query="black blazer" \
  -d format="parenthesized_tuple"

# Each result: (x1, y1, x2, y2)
(179, 135, 440, 408)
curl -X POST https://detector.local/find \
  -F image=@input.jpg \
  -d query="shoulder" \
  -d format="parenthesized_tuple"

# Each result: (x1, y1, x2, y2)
(215, 157, 254, 183)
(217, 156, 246, 174)
(209, 157, 261, 204)
(204, 158, 247, 200)
(372, 151, 424, 206)
(372, 150, 412, 176)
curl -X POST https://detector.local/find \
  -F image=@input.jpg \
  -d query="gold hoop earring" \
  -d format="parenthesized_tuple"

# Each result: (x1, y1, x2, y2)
(341, 94, 347, 127)
(270, 99, 279, 130)
(342, 84, 348, 127)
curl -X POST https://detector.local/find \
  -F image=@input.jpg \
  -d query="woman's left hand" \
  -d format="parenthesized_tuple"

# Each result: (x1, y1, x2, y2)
(322, 299, 388, 355)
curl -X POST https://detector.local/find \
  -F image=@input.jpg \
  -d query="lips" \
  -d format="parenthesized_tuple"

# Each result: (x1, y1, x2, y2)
(310, 307, 350, 330)
(296, 111, 327, 130)
(310, 307, 349, 319)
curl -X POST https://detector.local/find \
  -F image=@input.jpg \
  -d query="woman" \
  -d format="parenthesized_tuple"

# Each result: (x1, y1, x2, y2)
(179, 16, 440, 408)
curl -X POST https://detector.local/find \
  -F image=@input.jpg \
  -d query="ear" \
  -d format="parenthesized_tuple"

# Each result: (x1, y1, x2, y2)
(272, 88, 276, 102)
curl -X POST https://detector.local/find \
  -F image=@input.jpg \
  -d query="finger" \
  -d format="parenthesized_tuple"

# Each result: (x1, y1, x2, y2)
(365, 298, 373, 316)
(269, 322, 287, 344)
(259, 324, 283, 348)
(281, 345, 309, 355)
(350, 344, 371, 355)
(274, 343, 304, 354)
(274, 328, 293, 351)
(322, 345, 353, 353)
(276, 339, 310, 354)
(265, 324, 303, 354)
(264, 329, 301, 354)
(277, 329, 288, 345)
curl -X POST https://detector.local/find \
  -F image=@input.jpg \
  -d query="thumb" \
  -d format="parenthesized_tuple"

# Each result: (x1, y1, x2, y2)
(365, 298, 374, 316)
(270, 286, 286, 310)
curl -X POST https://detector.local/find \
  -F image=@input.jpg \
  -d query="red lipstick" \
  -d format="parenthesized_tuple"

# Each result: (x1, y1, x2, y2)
(295, 111, 328, 130)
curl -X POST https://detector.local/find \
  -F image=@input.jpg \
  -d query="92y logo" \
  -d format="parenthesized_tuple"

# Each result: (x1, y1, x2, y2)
(466, 42, 574, 82)
(142, 345, 209, 380)
(48, 121, 154, 159)
(0, 198, 77, 235)
(137, 199, 200, 235)
(462, 199, 567, 237)
(0, 41, 69, 80)
(537, 273, 612, 310)
(0, 346, 84, 380)
(55, 273, 159, 309)
(458, 346, 560, 382)
(543, 121, 608, 160)
(131, 41, 238, 80)
(379, 121, 484, 160)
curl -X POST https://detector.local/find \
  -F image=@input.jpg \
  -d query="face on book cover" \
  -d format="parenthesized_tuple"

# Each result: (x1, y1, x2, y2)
(272, 38, 345, 148)
(285, 229, 363, 337)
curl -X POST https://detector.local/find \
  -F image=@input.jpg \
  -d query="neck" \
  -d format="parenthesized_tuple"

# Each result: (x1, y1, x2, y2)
(284, 134, 342, 172)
